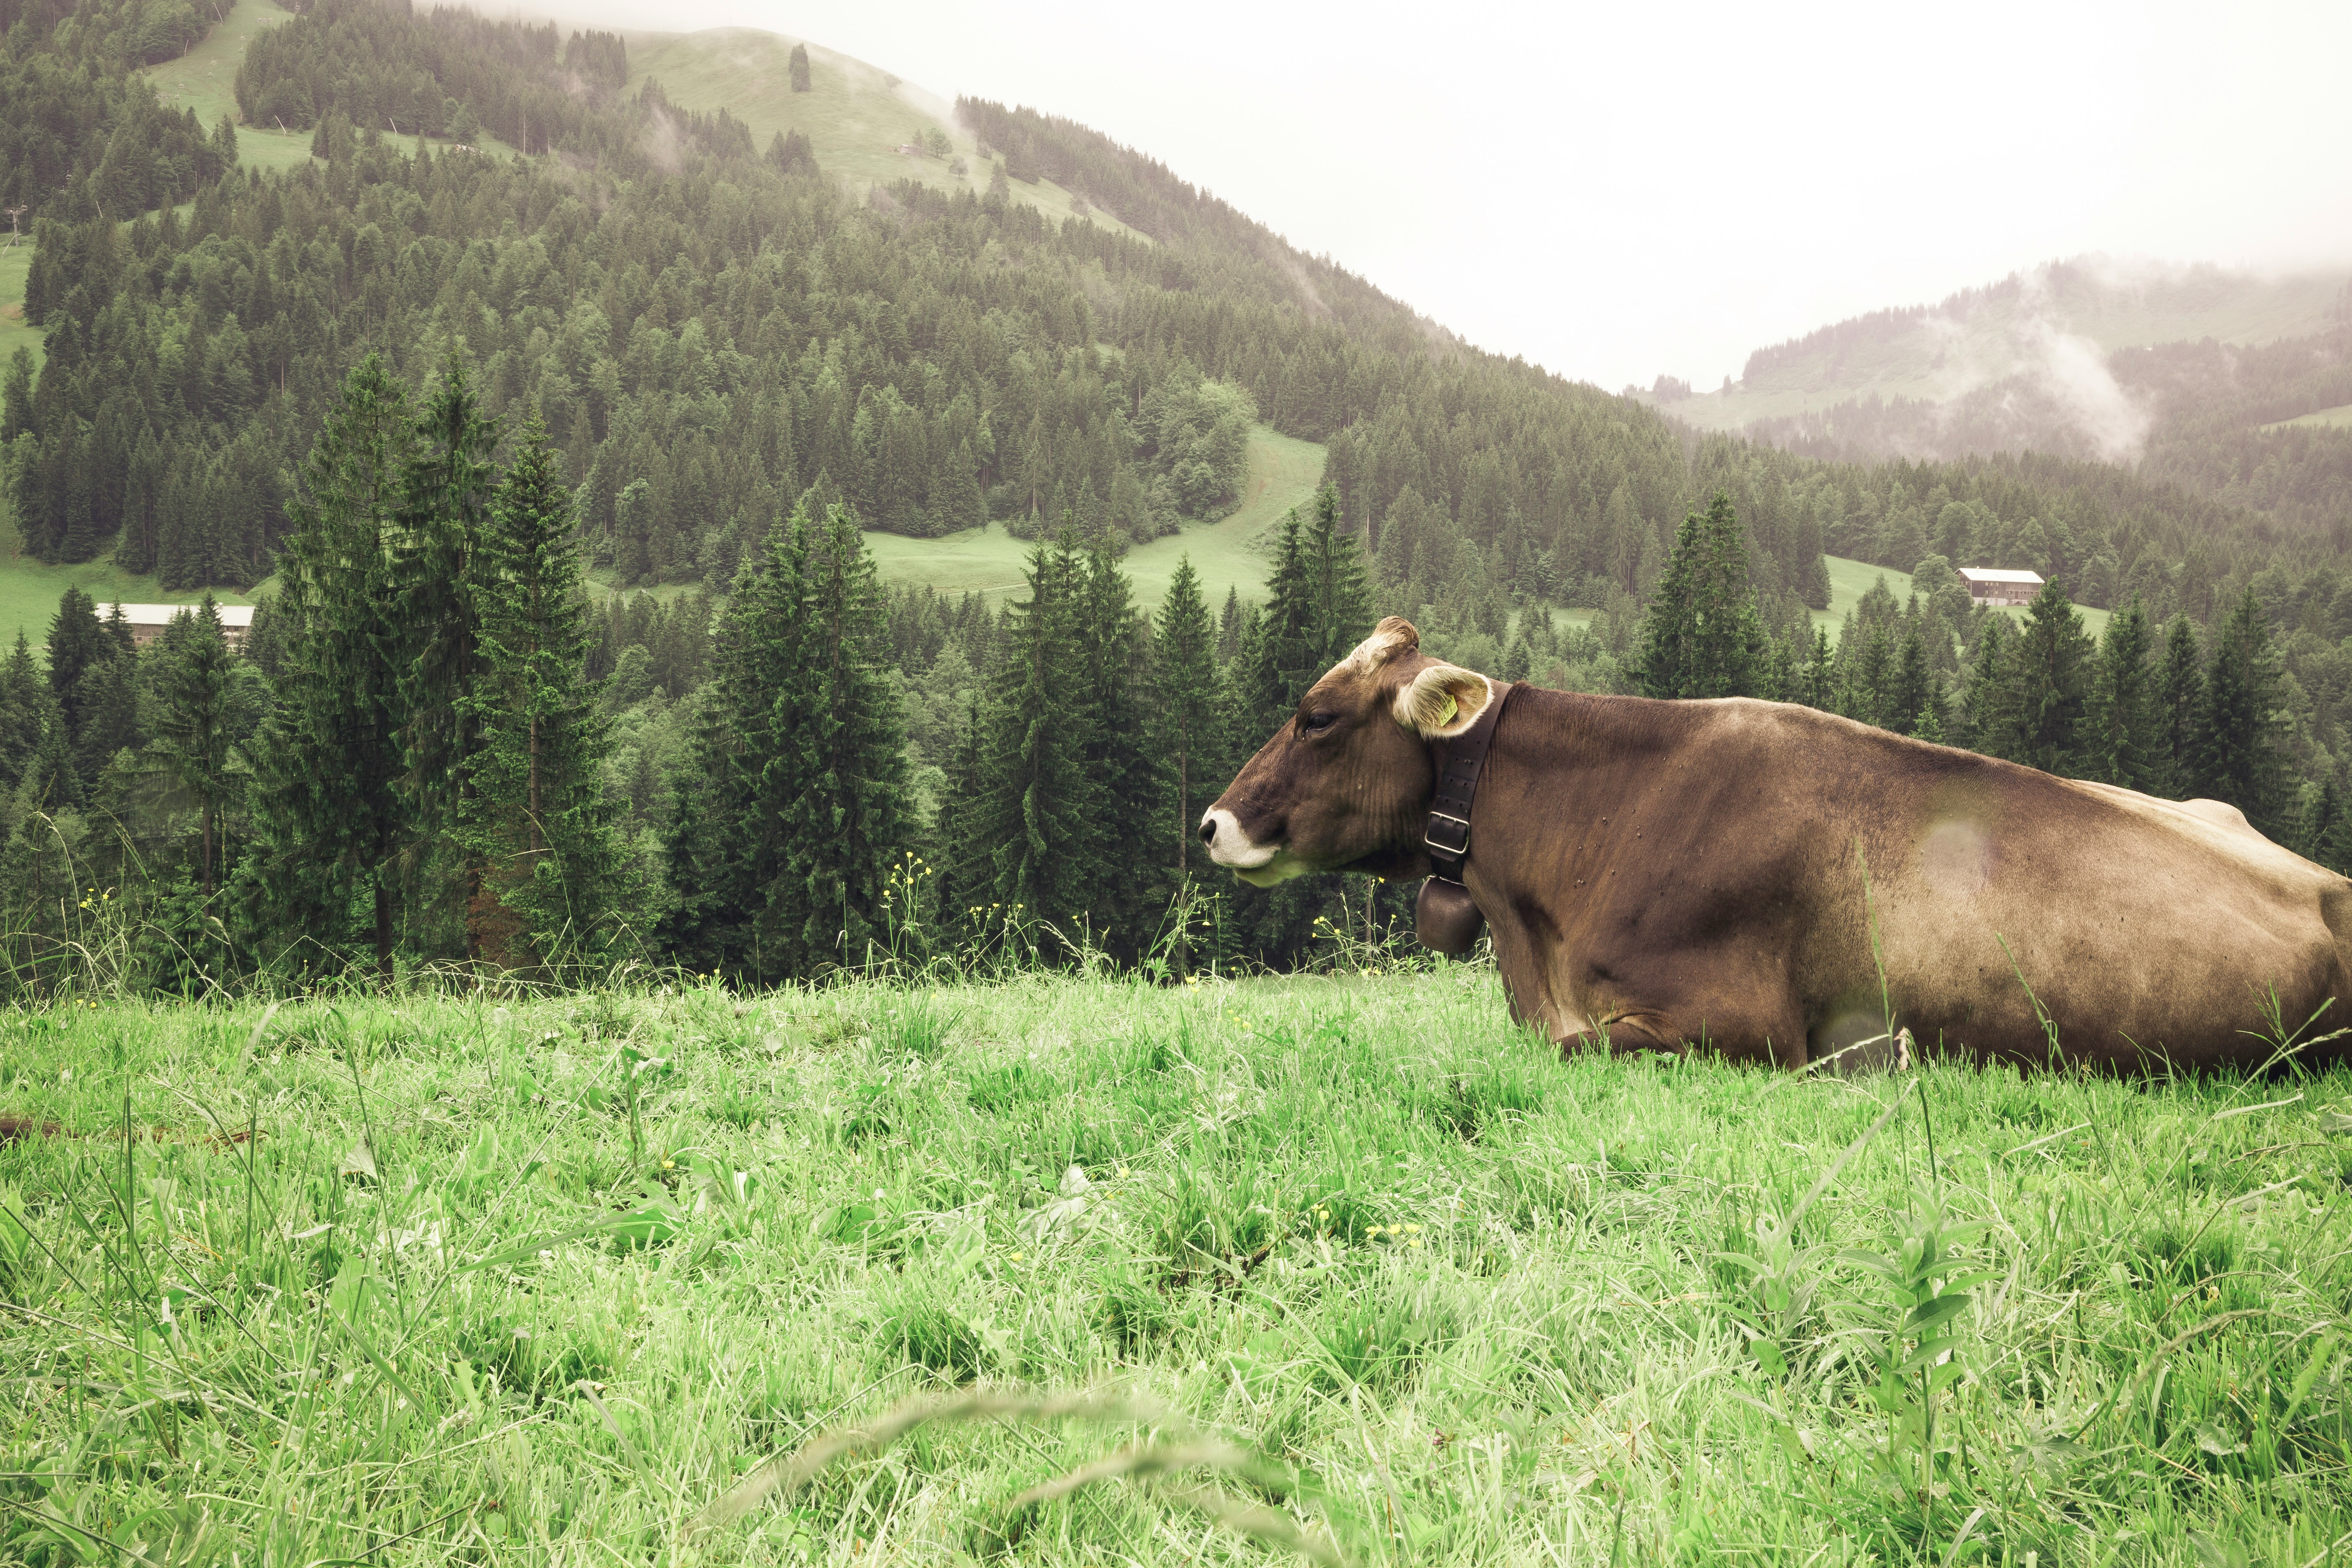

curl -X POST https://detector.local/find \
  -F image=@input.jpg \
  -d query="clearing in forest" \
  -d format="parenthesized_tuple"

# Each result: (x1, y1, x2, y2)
(862, 424, 1324, 609)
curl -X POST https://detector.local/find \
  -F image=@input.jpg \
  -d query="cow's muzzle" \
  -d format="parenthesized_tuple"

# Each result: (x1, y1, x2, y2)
(1200, 808, 1314, 886)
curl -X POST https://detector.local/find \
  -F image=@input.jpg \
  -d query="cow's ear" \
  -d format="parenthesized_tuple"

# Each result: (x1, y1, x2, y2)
(1394, 663, 1495, 740)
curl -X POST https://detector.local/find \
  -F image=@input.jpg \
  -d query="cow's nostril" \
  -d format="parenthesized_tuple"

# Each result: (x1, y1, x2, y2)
(1200, 818, 1218, 845)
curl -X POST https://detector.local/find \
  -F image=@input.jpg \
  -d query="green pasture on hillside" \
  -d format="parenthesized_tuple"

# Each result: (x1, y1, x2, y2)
(0, 559, 255, 650)
(2264, 403, 2352, 433)
(144, 0, 521, 174)
(2, 971, 2350, 1563)
(140, 0, 316, 176)
(624, 28, 1140, 242)
(864, 425, 1323, 609)
(0, 243, 41, 372)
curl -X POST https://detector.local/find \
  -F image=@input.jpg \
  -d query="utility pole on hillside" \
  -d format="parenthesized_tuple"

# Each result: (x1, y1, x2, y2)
(2, 207, 25, 247)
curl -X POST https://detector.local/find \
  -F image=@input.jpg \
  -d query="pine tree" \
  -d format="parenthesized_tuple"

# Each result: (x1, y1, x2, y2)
(773, 506, 913, 973)
(1151, 556, 1225, 885)
(141, 598, 249, 898)
(2195, 587, 2291, 836)
(2007, 579, 2094, 776)
(401, 354, 499, 940)
(1885, 620, 1931, 737)
(1241, 508, 1314, 730)
(46, 587, 109, 746)
(241, 355, 419, 981)
(1299, 482, 1376, 679)
(1843, 620, 1894, 729)
(2085, 595, 2160, 790)
(1959, 617, 2015, 757)
(2298, 771, 2342, 870)
(969, 537, 1096, 948)
(2155, 614, 2205, 799)
(1071, 535, 1157, 956)
(0, 635, 44, 793)
(459, 419, 625, 969)
(664, 515, 807, 978)
(788, 41, 812, 91)
(1635, 492, 1767, 699)
(69, 653, 139, 783)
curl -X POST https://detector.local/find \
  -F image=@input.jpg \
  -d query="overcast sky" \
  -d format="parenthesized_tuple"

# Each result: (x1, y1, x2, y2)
(541, 0, 2352, 392)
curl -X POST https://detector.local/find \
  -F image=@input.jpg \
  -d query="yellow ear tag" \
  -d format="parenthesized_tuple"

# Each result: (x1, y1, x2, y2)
(1436, 693, 1459, 727)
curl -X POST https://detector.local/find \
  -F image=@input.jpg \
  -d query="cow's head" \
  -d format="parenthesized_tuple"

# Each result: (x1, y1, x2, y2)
(1200, 617, 1497, 886)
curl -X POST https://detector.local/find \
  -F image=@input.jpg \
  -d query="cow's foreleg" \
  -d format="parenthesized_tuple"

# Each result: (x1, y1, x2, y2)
(1556, 1002, 1806, 1069)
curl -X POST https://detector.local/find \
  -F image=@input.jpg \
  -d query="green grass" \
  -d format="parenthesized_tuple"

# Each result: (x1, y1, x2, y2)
(623, 28, 1145, 243)
(140, 0, 317, 176)
(0, 559, 255, 649)
(2263, 403, 2352, 433)
(0, 243, 40, 372)
(864, 424, 1323, 609)
(142, 0, 292, 129)
(4, 969, 2351, 1564)
(143, 0, 526, 175)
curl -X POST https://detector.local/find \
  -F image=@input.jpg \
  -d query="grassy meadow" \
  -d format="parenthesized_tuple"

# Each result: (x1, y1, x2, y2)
(1, 242, 42, 373)
(0, 557, 256, 651)
(3, 969, 2351, 1565)
(864, 425, 1324, 608)
(140, 0, 317, 176)
(2263, 405, 2352, 434)
(623, 29, 1140, 243)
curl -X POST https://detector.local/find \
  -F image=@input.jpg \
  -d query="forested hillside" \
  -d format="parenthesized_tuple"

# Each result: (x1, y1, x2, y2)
(1657, 264, 2352, 561)
(4, 0, 2352, 992)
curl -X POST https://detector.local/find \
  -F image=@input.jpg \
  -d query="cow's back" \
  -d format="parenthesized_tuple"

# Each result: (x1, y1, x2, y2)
(1835, 743, 2352, 1068)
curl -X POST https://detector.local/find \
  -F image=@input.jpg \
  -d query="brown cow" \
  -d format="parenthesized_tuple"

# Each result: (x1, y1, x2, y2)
(1200, 616, 2352, 1071)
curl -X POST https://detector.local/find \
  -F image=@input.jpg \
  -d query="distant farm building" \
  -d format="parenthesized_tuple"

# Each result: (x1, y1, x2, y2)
(1958, 568, 2044, 608)
(97, 603, 256, 649)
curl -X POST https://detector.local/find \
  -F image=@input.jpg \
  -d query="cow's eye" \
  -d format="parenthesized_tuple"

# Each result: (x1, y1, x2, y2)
(1301, 709, 1339, 735)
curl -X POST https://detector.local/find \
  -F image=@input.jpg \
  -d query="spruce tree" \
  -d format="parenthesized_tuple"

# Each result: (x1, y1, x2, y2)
(458, 419, 624, 968)
(2195, 587, 2290, 835)
(2299, 771, 2342, 870)
(773, 506, 913, 973)
(2085, 594, 2159, 790)
(1242, 508, 1314, 730)
(0, 635, 44, 793)
(1299, 482, 1376, 680)
(141, 598, 249, 898)
(242, 355, 419, 980)
(1886, 620, 1931, 737)
(1150, 555, 1225, 884)
(1635, 492, 1767, 699)
(2007, 579, 2094, 776)
(788, 40, 812, 91)
(970, 537, 1097, 948)
(1843, 620, 1894, 729)
(69, 653, 139, 784)
(1959, 617, 2016, 757)
(46, 588, 109, 745)
(1072, 534, 1158, 956)
(2155, 614, 2205, 799)
(401, 354, 499, 938)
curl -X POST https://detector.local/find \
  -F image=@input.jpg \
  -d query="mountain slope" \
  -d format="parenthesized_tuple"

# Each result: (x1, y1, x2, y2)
(622, 28, 1142, 241)
(1654, 259, 2349, 437)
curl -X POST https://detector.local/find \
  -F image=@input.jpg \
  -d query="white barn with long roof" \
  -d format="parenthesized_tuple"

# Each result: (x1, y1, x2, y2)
(1956, 568, 2043, 608)
(95, 603, 256, 649)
